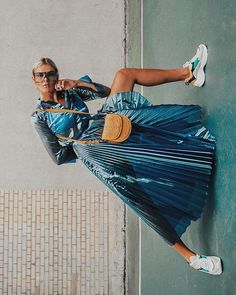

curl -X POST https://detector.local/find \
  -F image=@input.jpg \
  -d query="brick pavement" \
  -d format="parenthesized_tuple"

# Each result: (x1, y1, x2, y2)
(0, 189, 124, 295)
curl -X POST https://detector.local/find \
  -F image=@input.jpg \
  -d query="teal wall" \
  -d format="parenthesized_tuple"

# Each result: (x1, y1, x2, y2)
(127, 1, 236, 294)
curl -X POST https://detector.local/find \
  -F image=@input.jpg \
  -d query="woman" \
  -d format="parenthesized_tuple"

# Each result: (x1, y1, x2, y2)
(31, 44, 222, 275)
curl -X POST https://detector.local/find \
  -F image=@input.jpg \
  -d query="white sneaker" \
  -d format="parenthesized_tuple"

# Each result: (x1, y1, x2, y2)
(183, 44, 208, 87)
(189, 254, 222, 275)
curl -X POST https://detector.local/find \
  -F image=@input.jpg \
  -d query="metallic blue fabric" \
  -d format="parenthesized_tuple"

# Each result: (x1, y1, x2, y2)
(31, 76, 110, 164)
(73, 91, 216, 245)
(32, 87, 216, 245)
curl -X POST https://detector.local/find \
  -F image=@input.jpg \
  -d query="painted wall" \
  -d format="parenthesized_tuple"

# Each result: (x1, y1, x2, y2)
(0, 1, 126, 294)
(0, 0, 124, 190)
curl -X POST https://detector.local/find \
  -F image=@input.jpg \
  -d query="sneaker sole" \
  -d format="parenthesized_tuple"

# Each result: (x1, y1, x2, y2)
(200, 256, 223, 275)
(192, 44, 208, 87)
(211, 257, 223, 275)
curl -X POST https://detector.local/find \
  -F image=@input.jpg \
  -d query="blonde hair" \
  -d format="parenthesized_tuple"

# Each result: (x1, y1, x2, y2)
(32, 57, 59, 75)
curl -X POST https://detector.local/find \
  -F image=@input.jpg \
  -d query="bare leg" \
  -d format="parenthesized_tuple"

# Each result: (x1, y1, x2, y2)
(109, 67, 190, 96)
(172, 239, 196, 263)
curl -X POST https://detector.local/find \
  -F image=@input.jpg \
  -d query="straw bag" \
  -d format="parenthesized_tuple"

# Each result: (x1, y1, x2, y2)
(34, 108, 132, 144)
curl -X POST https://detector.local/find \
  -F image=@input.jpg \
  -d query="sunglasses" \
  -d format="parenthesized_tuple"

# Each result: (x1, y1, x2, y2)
(34, 71, 58, 82)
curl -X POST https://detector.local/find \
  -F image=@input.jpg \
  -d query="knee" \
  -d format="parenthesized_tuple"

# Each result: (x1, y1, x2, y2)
(115, 68, 134, 81)
(116, 68, 132, 77)
(110, 68, 135, 93)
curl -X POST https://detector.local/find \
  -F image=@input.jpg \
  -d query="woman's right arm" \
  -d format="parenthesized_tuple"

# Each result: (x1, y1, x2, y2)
(71, 75, 111, 101)
(55, 75, 111, 101)
(31, 113, 77, 165)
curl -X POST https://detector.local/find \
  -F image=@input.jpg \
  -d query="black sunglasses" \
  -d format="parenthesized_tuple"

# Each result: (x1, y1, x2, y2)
(34, 71, 58, 81)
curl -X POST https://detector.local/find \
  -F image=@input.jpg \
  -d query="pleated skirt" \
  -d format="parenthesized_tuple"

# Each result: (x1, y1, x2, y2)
(72, 91, 216, 245)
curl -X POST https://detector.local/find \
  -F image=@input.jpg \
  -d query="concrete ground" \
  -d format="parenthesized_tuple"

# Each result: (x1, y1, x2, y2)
(127, 1, 236, 294)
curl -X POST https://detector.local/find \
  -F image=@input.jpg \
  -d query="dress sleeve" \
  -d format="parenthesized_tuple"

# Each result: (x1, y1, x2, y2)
(31, 112, 77, 165)
(70, 75, 110, 101)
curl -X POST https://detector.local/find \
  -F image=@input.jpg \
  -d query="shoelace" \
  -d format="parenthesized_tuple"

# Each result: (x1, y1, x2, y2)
(184, 57, 201, 85)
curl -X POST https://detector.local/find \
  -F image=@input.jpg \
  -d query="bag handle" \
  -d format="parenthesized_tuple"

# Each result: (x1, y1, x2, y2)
(34, 108, 104, 144)
(35, 108, 106, 116)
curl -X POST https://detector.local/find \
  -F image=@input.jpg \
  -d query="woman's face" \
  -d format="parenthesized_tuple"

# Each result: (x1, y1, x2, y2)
(32, 64, 58, 95)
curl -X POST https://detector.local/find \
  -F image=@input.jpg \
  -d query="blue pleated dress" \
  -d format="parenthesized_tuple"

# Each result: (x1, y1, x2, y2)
(72, 91, 216, 245)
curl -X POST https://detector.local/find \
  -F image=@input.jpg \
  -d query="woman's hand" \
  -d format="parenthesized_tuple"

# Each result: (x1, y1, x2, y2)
(55, 79, 77, 91)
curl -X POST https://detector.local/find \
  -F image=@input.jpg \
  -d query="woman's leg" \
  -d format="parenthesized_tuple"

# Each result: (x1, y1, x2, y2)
(109, 67, 197, 263)
(172, 240, 196, 263)
(109, 67, 190, 96)
(173, 240, 223, 275)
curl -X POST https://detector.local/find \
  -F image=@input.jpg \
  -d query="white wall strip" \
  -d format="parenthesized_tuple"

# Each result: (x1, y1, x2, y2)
(139, 0, 144, 294)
